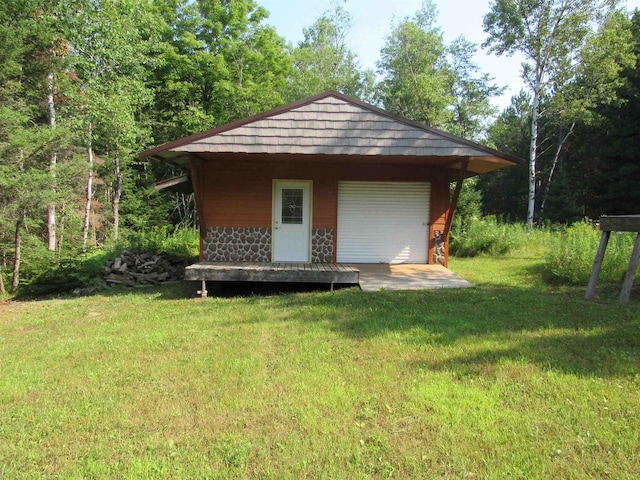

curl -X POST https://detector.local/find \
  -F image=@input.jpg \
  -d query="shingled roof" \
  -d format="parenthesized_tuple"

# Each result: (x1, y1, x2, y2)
(140, 91, 521, 176)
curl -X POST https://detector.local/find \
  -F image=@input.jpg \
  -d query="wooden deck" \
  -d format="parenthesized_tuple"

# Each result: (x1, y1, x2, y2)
(185, 262, 359, 294)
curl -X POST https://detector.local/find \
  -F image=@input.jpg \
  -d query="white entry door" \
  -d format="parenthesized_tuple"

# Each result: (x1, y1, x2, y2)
(273, 181, 311, 262)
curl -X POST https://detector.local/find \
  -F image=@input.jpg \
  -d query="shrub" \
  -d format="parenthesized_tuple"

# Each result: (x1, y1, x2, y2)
(20, 228, 199, 297)
(125, 226, 199, 258)
(542, 220, 635, 285)
(450, 216, 519, 257)
(20, 249, 117, 297)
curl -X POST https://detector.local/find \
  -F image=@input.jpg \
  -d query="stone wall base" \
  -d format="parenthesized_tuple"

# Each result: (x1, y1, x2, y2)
(311, 228, 334, 263)
(203, 226, 337, 263)
(203, 227, 272, 262)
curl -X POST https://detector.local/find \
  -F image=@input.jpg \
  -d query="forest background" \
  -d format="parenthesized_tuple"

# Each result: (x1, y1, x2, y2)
(1, 0, 639, 293)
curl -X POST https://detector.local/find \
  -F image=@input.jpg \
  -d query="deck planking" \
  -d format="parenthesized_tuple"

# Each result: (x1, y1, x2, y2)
(185, 262, 359, 285)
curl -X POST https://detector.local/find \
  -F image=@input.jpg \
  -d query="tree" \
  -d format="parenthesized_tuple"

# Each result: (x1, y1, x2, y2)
(0, 0, 84, 290)
(375, 1, 454, 128)
(569, 9, 640, 216)
(65, 0, 159, 245)
(480, 91, 531, 220)
(287, 1, 374, 101)
(448, 36, 503, 140)
(151, 0, 291, 144)
(483, 0, 618, 226)
(376, 1, 501, 139)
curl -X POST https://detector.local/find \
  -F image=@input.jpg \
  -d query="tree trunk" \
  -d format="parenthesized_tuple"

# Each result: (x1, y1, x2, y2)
(11, 212, 25, 294)
(58, 202, 66, 253)
(539, 121, 576, 223)
(0, 253, 6, 294)
(83, 122, 94, 250)
(47, 70, 57, 251)
(527, 78, 541, 228)
(113, 147, 122, 243)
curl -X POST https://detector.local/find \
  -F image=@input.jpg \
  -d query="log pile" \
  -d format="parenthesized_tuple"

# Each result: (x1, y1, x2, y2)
(100, 251, 187, 287)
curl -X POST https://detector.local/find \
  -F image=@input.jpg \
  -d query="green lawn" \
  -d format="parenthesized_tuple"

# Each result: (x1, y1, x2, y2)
(1, 256, 638, 479)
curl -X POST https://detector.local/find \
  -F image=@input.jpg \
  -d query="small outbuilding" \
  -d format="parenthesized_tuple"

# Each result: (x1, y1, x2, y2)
(140, 91, 519, 289)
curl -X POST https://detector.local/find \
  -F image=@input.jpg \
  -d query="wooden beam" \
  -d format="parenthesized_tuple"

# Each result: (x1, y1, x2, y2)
(188, 157, 207, 262)
(585, 230, 611, 300)
(619, 233, 640, 304)
(600, 215, 640, 233)
(443, 160, 469, 242)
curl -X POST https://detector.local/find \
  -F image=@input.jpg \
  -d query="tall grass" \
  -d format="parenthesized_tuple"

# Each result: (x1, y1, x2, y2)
(450, 216, 550, 257)
(451, 217, 636, 288)
(125, 226, 199, 259)
(543, 220, 635, 285)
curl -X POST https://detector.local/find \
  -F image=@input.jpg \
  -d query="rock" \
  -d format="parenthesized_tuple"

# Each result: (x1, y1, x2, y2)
(98, 251, 188, 288)
(104, 273, 135, 287)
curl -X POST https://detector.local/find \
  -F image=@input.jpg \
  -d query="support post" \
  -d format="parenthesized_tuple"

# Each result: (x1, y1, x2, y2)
(442, 161, 469, 268)
(619, 233, 640, 304)
(197, 279, 208, 298)
(585, 230, 611, 300)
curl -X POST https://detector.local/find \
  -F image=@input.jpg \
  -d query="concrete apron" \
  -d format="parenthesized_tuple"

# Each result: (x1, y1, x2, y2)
(355, 264, 473, 292)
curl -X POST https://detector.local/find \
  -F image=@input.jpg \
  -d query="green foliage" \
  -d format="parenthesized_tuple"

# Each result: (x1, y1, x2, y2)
(543, 220, 635, 285)
(450, 216, 555, 258)
(375, 1, 454, 128)
(125, 226, 199, 258)
(450, 216, 518, 257)
(569, 10, 640, 217)
(287, 1, 374, 101)
(19, 249, 116, 297)
(151, 0, 291, 143)
(483, 0, 620, 225)
(451, 177, 482, 230)
(375, 1, 500, 138)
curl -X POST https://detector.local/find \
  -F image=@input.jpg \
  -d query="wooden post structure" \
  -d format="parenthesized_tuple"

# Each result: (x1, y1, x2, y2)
(620, 233, 640, 304)
(585, 215, 640, 304)
(585, 231, 611, 300)
(443, 160, 469, 244)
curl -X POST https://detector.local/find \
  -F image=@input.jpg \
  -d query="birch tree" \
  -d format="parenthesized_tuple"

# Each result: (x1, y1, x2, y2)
(66, 0, 157, 245)
(483, 0, 618, 226)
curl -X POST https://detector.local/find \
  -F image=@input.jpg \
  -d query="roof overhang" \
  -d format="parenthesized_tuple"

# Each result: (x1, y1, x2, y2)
(140, 91, 523, 179)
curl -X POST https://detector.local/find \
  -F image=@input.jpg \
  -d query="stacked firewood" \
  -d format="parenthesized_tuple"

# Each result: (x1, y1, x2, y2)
(101, 251, 186, 287)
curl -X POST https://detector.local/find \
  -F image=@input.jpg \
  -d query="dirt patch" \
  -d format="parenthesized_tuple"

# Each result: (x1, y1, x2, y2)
(0, 299, 27, 317)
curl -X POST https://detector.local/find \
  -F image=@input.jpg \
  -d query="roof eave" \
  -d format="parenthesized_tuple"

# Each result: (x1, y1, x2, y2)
(139, 90, 524, 167)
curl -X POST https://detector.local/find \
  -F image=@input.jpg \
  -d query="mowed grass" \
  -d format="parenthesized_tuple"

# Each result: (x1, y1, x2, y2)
(1, 256, 639, 479)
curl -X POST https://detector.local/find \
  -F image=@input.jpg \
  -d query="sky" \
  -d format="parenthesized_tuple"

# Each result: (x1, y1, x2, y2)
(259, 0, 640, 110)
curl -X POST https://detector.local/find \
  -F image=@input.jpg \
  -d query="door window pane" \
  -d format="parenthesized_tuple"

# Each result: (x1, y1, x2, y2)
(282, 188, 303, 224)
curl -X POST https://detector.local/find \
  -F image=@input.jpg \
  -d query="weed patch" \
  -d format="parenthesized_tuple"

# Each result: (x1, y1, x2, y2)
(543, 221, 635, 285)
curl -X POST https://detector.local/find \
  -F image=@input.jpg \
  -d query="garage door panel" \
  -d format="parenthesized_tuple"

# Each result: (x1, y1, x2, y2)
(337, 182, 430, 264)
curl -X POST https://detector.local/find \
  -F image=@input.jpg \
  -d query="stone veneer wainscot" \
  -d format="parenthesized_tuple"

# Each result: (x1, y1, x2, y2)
(203, 227, 272, 262)
(203, 226, 337, 263)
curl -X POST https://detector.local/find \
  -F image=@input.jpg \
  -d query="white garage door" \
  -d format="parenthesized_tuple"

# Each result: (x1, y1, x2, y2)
(337, 181, 430, 263)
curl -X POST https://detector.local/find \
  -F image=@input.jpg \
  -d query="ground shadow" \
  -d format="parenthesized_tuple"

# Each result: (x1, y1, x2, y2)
(9, 276, 639, 378)
(261, 284, 640, 378)
(414, 325, 640, 377)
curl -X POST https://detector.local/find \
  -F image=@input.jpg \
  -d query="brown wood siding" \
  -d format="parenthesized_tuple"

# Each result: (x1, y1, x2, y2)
(200, 157, 450, 263)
